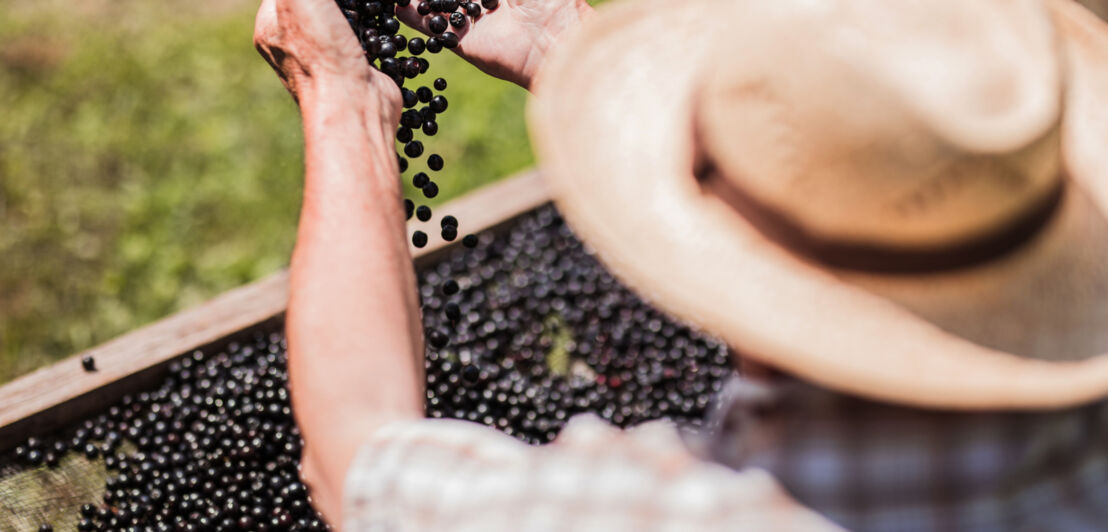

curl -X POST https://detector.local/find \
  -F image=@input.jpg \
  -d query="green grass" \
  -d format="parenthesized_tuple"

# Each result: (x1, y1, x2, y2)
(0, 0, 534, 383)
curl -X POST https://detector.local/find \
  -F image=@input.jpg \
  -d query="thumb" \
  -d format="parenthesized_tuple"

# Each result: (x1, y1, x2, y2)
(254, 0, 280, 51)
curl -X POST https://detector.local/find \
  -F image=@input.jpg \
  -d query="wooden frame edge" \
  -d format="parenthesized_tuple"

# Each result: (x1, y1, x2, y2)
(0, 170, 549, 449)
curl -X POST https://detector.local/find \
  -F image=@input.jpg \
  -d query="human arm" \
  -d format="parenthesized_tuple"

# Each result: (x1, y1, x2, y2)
(253, 0, 425, 525)
(396, 0, 595, 89)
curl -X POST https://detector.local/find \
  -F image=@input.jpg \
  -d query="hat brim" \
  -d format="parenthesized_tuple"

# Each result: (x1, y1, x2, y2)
(529, 0, 1108, 410)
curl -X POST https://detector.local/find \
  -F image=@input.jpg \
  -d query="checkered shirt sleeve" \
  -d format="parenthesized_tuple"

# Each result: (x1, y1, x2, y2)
(343, 413, 840, 531)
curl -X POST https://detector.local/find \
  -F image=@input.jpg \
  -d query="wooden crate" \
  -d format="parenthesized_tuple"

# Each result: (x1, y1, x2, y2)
(0, 171, 550, 451)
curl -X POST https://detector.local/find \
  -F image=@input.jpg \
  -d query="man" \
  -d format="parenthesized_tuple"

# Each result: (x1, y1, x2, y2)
(254, 0, 1108, 529)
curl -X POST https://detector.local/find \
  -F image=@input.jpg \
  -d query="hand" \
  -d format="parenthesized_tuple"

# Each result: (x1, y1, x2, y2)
(254, 0, 400, 114)
(397, 0, 594, 89)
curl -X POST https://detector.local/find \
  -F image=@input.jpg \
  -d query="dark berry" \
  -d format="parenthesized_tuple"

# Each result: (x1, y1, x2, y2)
(441, 225, 458, 241)
(413, 172, 430, 188)
(441, 215, 458, 228)
(408, 37, 426, 55)
(444, 303, 461, 321)
(379, 56, 399, 75)
(404, 140, 424, 158)
(403, 58, 422, 78)
(427, 154, 444, 171)
(422, 121, 438, 136)
(481, 0, 498, 9)
(430, 95, 448, 113)
(464, 2, 481, 16)
(405, 199, 414, 220)
(412, 231, 428, 248)
(422, 182, 439, 198)
(39, 524, 53, 532)
(450, 11, 466, 28)
(462, 234, 478, 248)
(426, 37, 443, 53)
(461, 365, 480, 385)
(381, 17, 401, 35)
(82, 355, 96, 372)
(401, 110, 422, 129)
(416, 205, 432, 222)
(401, 89, 417, 108)
(26, 449, 44, 466)
(442, 280, 459, 295)
(434, 77, 447, 91)
(397, 127, 413, 143)
(439, 32, 459, 49)
(416, 86, 433, 103)
(417, 1, 432, 14)
(427, 329, 449, 349)
(391, 35, 408, 53)
(378, 41, 397, 58)
(428, 15, 448, 34)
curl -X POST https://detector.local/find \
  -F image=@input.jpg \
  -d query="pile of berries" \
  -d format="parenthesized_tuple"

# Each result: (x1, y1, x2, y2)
(9, 206, 733, 529)
(419, 205, 734, 443)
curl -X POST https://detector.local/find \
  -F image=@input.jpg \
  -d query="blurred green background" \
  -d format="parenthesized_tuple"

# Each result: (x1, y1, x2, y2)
(0, 0, 535, 383)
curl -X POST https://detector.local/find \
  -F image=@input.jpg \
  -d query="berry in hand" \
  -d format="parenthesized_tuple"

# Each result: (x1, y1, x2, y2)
(439, 32, 459, 49)
(429, 15, 448, 34)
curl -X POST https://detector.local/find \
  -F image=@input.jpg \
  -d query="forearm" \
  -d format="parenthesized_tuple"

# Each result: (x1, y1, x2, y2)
(286, 80, 423, 521)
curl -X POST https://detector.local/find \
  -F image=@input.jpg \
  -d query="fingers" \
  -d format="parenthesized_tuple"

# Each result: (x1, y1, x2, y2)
(395, 4, 434, 35)
(254, 0, 279, 48)
(254, 0, 282, 77)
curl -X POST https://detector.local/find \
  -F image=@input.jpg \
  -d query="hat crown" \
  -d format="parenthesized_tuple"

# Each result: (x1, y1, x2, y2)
(696, 0, 1065, 266)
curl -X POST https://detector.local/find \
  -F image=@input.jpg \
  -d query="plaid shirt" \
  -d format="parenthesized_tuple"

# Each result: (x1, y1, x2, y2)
(344, 377, 1108, 531)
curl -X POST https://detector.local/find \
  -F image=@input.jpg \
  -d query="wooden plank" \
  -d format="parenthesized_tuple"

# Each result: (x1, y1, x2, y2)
(0, 171, 549, 450)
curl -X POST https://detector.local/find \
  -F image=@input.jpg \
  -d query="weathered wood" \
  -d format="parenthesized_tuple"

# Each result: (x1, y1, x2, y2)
(0, 171, 549, 450)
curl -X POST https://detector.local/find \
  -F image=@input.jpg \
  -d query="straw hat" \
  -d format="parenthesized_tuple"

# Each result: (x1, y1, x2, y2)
(528, 0, 1108, 410)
